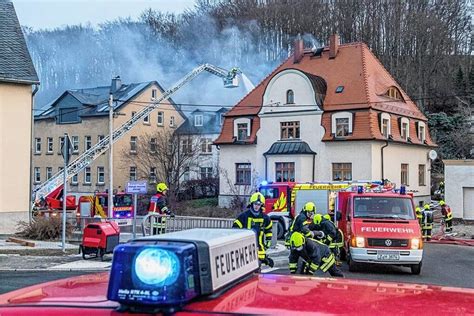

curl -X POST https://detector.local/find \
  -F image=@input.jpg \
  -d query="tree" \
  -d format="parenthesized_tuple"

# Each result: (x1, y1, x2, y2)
(120, 130, 201, 206)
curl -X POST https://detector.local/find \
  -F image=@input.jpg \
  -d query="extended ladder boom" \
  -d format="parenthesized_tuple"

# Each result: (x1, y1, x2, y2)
(33, 64, 238, 204)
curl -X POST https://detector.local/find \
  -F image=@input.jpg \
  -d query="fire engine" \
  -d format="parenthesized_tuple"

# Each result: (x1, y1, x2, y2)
(36, 185, 134, 222)
(0, 228, 472, 315)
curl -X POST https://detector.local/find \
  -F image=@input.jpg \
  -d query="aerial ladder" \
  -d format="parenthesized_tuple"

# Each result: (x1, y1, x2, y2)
(33, 64, 241, 207)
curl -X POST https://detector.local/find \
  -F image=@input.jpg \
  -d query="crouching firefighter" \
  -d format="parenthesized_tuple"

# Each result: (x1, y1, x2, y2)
(288, 232, 343, 277)
(148, 182, 172, 235)
(233, 192, 274, 267)
(439, 200, 453, 233)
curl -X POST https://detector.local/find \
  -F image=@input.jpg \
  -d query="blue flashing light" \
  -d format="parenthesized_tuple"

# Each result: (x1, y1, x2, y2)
(107, 241, 200, 307)
(260, 180, 268, 186)
(134, 248, 180, 286)
(357, 186, 364, 194)
(400, 186, 406, 195)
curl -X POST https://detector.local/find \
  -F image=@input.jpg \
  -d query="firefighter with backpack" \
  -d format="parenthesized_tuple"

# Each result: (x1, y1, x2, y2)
(148, 182, 172, 234)
(439, 200, 453, 233)
(421, 204, 434, 241)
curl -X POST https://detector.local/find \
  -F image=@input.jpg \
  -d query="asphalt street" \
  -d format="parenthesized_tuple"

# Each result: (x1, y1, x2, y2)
(0, 243, 473, 295)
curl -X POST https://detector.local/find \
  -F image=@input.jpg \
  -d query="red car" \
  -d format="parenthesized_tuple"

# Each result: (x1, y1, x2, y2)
(0, 229, 473, 315)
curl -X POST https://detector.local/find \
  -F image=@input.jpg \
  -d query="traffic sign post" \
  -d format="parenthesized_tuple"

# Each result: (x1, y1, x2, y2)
(126, 181, 148, 238)
(61, 133, 72, 252)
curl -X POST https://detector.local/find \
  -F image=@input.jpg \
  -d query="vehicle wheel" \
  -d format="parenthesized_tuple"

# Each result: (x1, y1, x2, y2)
(276, 220, 285, 240)
(339, 248, 347, 261)
(81, 246, 89, 260)
(99, 248, 105, 261)
(348, 255, 358, 272)
(411, 262, 422, 275)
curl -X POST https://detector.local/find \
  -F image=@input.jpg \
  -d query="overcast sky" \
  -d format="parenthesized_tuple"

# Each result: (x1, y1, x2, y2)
(13, 0, 196, 30)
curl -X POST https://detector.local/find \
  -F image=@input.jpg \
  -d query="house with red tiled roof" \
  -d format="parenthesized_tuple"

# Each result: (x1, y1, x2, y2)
(215, 34, 436, 207)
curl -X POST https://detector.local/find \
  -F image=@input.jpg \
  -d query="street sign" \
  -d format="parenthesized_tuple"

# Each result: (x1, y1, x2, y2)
(126, 180, 148, 194)
(61, 133, 73, 165)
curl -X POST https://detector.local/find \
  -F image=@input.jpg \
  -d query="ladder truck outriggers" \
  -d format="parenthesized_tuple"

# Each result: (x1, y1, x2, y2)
(33, 64, 242, 214)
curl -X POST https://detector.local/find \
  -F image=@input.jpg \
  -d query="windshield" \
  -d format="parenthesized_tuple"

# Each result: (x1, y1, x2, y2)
(260, 187, 280, 199)
(114, 194, 133, 207)
(353, 196, 414, 220)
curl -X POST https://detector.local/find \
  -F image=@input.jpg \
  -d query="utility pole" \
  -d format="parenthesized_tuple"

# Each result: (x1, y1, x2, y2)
(108, 93, 114, 219)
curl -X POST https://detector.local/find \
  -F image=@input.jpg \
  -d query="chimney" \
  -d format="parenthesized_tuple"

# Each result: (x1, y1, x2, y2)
(111, 76, 122, 93)
(329, 34, 340, 59)
(293, 35, 304, 64)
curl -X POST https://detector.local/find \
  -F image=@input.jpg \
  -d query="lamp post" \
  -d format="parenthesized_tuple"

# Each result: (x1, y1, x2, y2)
(108, 93, 114, 219)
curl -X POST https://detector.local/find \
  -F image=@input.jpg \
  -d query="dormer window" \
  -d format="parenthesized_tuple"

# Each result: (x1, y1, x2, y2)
(286, 90, 295, 104)
(194, 114, 203, 126)
(331, 112, 353, 137)
(400, 117, 410, 141)
(234, 118, 251, 141)
(380, 113, 391, 138)
(417, 122, 426, 143)
(386, 87, 403, 101)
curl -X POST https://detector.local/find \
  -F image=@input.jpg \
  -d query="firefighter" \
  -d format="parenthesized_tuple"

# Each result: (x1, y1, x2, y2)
(415, 206, 423, 227)
(233, 192, 274, 267)
(285, 202, 324, 248)
(439, 200, 453, 233)
(421, 204, 434, 241)
(148, 182, 171, 234)
(311, 214, 344, 262)
(288, 232, 344, 277)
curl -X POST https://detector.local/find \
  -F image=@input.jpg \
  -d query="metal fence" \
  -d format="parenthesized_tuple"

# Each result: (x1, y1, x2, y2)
(141, 214, 234, 236)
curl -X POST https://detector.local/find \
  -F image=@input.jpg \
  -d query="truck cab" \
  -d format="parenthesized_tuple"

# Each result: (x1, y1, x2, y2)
(77, 192, 134, 221)
(338, 190, 423, 274)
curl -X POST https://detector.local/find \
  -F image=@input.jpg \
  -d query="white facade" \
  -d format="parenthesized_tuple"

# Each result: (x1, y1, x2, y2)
(218, 70, 431, 208)
(444, 160, 474, 219)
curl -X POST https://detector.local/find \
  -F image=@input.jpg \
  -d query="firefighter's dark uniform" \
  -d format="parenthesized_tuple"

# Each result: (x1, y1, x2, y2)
(285, 202, 318, 248)
(233, 197, 273, 263)
(421, 205, 433, 241)
(310, 215, 339, 255)
(148, 183, 170, 235)
(288, 232, 343, 277)
(440, 201, 453, 233)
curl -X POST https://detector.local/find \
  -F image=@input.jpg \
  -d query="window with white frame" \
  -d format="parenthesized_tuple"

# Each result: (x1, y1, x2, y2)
(58, 136, 64, 154)
(34, 138, 41, 154)
(149, 167, 157, 183)
(150, 138, 157, 153)
(194, 114, 203, 126)
(47, 137, 53, 153)
(97, 167, 105, 184)
(157, 112, 164, 126)
(418, 122, 426, 143)
(181, 137, 193, 153)
(71, 173, 78, 185)
(400, 117, 410, 140)
(84, 167, 91, 184)
(234, 118, 251, 141)
(84, 136, 91, 151)
(130, 136, 137, 153)
(71, 136, 79, 153)
(130, 166, 137, 181)
(380, 113, 391, 138)
(331, 112, 353, 137)
(46, 167, 52, 180)
(200, 167, 213, 179)
(401, 164, 409, 185)
(151, 89, 157, 100)
(201, 138, 212, 154)
(143, 114, 150, 124)
(34, 167, 40, 183)
(170, 116, 175, 127)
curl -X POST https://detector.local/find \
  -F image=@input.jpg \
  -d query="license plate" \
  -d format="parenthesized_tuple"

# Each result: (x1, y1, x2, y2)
(116, 219, 131, 226)
(377, 252, 400, 261)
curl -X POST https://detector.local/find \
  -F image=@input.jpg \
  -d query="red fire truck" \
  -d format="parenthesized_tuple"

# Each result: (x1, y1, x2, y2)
(0, 228, 472, 315)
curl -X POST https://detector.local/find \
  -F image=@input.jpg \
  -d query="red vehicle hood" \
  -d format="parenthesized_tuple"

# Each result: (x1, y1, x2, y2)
(353, 219, 421, 239)
(0, 273, 473, 315)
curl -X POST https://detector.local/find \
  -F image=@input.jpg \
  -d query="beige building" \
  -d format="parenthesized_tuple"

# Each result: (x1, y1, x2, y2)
(0, 0, 40, 234)
(34, 77, 185, 196)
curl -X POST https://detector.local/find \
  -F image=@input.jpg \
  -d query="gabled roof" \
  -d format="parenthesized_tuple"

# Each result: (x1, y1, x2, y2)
(35, 81, 176, 120)
(0, 0, 39, 84)
(215, 41, 434, 146)
(176, 107, 229, 135)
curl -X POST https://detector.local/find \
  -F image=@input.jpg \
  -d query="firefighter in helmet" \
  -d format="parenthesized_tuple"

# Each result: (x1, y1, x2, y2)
(148, 182, 171, 234)
(288, 231, 344, 277)
(311, 213, 343, 260)
(233, 192, 274, 267)
(415, 206, 423, 227)
(285, 202, 324, 248)
(421, 203, 434, 241)
(439, 200, 453, 233)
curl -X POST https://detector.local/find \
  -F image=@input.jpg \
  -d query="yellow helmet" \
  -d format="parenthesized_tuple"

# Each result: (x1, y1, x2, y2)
(249, 192, 265, 205)
(156, 182, 168, 193)
(423, 204, 430, 210)
(290, 232, 305, 248)
(313, 213, 323, 225)
(439, 200, 445, 206)
(323, 214, 331, 221)
(303, 202, 316, 213)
